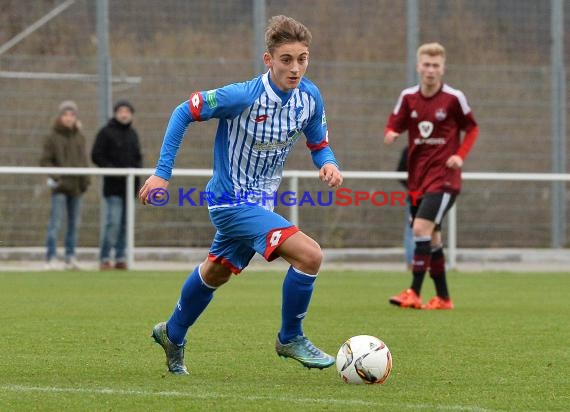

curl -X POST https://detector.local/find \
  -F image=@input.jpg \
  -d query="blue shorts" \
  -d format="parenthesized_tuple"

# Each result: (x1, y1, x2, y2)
(207, 205, 299, 274)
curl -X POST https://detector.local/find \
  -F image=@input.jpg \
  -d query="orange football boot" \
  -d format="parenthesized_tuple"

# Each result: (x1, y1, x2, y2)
(389, 288, 422, 309)
(423, 296, 454, 310)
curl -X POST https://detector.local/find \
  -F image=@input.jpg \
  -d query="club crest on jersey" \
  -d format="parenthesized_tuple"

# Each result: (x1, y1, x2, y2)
(294, 106, 304, 120)
(418, 121, 433, 139)
(287, 128, 301, 141)
(435, 108, 447, 121)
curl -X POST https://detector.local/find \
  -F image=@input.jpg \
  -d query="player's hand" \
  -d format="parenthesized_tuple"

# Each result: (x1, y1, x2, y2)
(138, 175, 169, 205)
(384, 130, 399, 145)
(446, 155, 464, 169)
(320, 164, 343, 189)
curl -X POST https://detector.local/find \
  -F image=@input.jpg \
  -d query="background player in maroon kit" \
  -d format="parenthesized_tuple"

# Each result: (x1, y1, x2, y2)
(384, 42, 479, 309)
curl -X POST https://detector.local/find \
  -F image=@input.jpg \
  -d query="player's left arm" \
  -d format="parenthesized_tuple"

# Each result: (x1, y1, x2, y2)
(319, 163, 342, 188)
(304, 92, 343, 188)
(446, 93, 479, 169)
(308, 131, 343, 189)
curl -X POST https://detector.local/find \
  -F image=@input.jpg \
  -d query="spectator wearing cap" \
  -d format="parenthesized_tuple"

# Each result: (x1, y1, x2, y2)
(40, 100, 90, 270)
(91, 99, 143, 270)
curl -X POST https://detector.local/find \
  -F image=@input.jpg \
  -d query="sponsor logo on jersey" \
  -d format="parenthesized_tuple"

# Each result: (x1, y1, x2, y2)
(254, 114, 268, 123)
(411, 110, 418, 118)
(435, 108, 447, 121)
(418, 121, 434, 138)
(253, 140, 289, 151)
(252, 128, 300, 151)
(322, 112, 327, 125)
(294, 106, 304, 120)
(414, 137, 446, 145)
(206, 89, 217, 109)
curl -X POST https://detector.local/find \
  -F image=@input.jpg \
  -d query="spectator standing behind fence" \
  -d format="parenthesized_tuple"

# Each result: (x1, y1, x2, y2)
(40, 100, 90, 270)
(384, 43, 479, 310)
(91, 100, 143, 270)
(397, 146, 414, 271)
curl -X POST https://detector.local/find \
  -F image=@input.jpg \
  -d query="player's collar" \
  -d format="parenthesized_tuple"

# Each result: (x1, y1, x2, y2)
(263, 71, 294, 105)
(419, 82, 444, 99)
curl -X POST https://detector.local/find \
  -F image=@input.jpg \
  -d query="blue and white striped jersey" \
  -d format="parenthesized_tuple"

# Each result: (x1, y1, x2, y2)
(155, 71, 338, 210)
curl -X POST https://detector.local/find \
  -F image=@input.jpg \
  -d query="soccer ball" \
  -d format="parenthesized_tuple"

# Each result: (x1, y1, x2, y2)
(336, 335, 392, 384)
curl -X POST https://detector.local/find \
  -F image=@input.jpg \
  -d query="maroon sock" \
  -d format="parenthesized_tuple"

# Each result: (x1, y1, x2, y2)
(429, 247, 449, 299)
(411, 238, 431, 295)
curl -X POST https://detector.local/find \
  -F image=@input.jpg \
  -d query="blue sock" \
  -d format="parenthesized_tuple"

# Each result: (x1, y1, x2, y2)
(279, 266, 317, 344)
(166, 265, 215, 345)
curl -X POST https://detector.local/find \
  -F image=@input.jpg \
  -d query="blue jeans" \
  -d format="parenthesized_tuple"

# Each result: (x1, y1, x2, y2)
(100, 195, 127, 262)
(46, 193, 83, 261)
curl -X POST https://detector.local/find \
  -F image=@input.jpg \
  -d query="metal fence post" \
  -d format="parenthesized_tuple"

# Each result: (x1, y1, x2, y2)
(96, 0, 112, 265)
(447, 204, 457, 269)
(253, 0, 266, 75)
(96, 0, 112, 124)
(406, 0, 419, 86)
(126, 172, 135, 269)
(550, 0, 566, 248)
(289, 175, 299, 226)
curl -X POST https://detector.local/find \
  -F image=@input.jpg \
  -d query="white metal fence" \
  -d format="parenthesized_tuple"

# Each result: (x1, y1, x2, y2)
(2, 1, 568, 250)
(2, 166, 569, 269)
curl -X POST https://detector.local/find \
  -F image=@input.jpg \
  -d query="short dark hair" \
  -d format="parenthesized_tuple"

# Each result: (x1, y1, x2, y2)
(265, 15, 312, 55)
(113, 99, 135, 114)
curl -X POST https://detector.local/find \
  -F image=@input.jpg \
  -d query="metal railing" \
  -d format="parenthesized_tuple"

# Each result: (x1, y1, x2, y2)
(2, 166, 570, 269)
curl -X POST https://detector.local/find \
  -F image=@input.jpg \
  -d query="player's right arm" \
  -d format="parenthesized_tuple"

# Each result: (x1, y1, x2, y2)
(139, 174, 169, 205)
(384, 90, 410, 145)
(384, 129, 400, 145)
(138, 100, 191, 204)
(139, 82, 255, 205)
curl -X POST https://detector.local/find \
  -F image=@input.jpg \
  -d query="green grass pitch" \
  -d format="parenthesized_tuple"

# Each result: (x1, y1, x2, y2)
(0, 269, 568, 411)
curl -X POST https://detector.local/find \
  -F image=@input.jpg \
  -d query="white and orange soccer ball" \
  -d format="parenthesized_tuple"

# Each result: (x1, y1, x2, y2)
(336, 335, 392, 384)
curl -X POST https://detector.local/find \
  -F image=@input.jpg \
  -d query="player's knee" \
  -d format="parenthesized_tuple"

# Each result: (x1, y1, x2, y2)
(200, 259, 233, 287)
(412, 218, 435, 238)
(299, 242, 323, 274)
(412, 226, 432, 238)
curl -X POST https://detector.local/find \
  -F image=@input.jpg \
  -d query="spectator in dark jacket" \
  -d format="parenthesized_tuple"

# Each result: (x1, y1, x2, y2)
(40, 100, 90, 270)
(91, 99, 143, 270)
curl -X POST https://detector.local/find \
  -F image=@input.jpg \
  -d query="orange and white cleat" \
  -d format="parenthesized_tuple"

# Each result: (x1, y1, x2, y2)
(389, 288, 422, 309)
(423, 296, 454, 310)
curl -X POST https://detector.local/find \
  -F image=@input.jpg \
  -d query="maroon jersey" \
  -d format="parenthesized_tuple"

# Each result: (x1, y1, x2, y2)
(386, 84, 477, 196)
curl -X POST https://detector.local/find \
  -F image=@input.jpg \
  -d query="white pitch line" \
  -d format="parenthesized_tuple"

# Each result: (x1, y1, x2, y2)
(0, 384, 492, 411)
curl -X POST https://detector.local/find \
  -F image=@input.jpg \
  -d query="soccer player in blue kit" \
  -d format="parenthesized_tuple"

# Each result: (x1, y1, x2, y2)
(139, 15, 343, 375)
